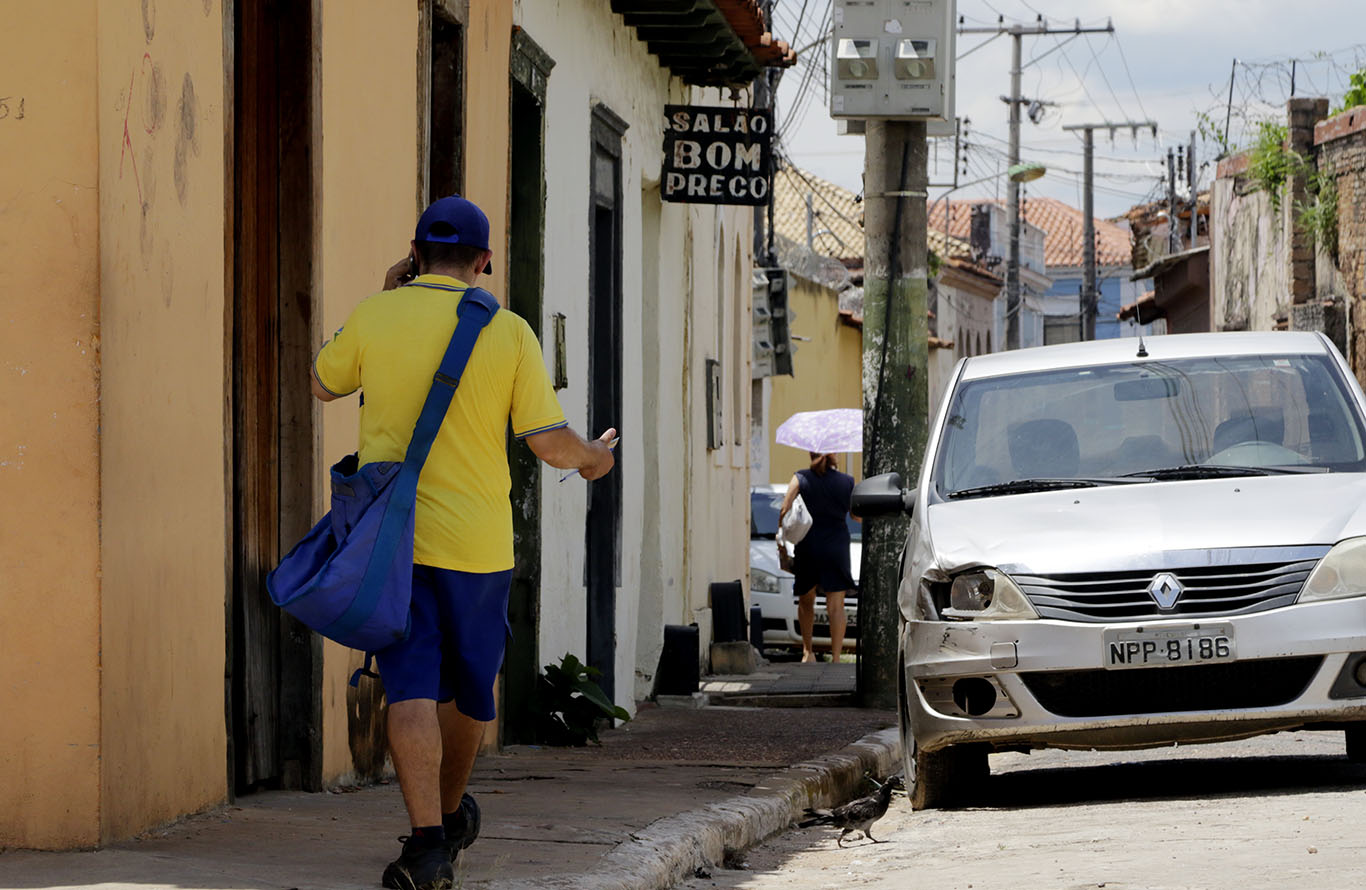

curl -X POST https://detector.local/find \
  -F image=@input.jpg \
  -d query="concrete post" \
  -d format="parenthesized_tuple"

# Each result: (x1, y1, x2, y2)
(859, 120, 929, 710)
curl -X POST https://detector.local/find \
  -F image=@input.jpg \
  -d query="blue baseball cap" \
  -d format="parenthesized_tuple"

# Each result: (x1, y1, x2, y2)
(415, 195, 492, 273)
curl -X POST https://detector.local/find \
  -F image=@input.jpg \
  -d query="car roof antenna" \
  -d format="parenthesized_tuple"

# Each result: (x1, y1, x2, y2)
(1136, 325, 1148, 358)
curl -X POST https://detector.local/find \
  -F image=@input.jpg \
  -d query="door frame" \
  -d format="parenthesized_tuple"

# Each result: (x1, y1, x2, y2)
(502, 29, 555, 743)
(585, 102, 628, 701)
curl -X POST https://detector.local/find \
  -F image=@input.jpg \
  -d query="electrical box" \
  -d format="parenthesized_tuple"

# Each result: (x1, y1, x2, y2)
(752, 268, 795, 379)
(830, 0, 956, 121)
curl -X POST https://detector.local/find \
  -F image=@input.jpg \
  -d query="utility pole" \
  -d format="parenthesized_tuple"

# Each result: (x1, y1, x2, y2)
(1167, 148, 1178, 253)
(959, 18, 1114, 349)
(1188, 130, 1198, 246)
(1062, 120, 1156, 340)
(859, 119, 928, 710)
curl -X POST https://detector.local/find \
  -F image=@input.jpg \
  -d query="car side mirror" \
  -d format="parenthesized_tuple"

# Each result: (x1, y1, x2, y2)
(851, 472, 915, 517)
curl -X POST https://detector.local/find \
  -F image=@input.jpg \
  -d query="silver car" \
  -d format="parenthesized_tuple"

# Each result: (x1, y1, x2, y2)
(854, 332, 1366, 808)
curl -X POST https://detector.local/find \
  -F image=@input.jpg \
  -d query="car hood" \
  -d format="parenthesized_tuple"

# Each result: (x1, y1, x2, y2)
(924, 473, 1366, 574)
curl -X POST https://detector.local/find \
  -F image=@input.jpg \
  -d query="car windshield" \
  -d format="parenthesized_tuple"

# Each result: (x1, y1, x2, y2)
(933, 353, 1366, 500)
(750, 489, 862, 540)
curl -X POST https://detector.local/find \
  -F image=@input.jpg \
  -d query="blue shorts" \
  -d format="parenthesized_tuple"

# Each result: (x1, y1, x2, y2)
(374, 565, 513, 720)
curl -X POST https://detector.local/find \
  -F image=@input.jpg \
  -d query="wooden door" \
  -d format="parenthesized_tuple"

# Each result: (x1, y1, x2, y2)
(229, 0, 319, 794)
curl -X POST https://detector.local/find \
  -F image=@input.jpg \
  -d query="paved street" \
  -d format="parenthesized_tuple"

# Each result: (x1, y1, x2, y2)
(677, 731, 1366, 890)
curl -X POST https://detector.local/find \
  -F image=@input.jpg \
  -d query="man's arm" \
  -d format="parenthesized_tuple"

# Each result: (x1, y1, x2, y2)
(525, 426, 617, 480)
(311, 369, 341, 402)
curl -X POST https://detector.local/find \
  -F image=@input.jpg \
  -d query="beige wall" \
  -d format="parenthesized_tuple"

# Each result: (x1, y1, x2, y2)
(96, 0, 230, 839)
(769, 274, 864, 485)
(314, 0, 426, 783)
(0, 3, 103, 849)
(467, 1, 513, 301)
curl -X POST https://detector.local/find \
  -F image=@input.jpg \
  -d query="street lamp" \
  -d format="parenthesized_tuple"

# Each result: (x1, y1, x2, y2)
(928, 161, 1047, 257)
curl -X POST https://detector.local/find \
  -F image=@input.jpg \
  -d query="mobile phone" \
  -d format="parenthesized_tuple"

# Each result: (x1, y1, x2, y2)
(406, 255, 418, 280)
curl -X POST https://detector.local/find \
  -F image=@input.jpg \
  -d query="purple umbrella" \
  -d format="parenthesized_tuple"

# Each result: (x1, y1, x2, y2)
(775, 408, 863, 454)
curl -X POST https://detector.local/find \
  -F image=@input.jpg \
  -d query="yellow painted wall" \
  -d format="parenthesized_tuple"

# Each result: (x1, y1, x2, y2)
(769, 275, 864, 485)
(0, 3, 103, 849)
(315, 0, 424, 783)
(466, 2, 512, 301)
(96, 0, 229, 839)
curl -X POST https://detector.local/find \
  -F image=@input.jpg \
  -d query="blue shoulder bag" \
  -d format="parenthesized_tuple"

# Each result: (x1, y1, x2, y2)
(267, 285, 499, 662)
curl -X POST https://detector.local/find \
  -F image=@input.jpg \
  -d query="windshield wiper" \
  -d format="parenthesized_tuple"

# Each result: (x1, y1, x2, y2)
(948, 478, 1105, 499)
(1120, 464, 1323, 480)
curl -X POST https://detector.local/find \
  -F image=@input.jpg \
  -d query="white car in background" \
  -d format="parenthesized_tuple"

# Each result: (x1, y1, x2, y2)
(749, 484, 860, 653)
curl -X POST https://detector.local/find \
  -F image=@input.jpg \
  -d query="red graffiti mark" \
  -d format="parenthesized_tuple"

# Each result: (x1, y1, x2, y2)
(119, 64, 143, 204)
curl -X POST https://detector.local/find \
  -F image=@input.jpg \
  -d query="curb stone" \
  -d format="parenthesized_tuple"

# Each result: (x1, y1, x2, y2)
(489, 727, 900, 890)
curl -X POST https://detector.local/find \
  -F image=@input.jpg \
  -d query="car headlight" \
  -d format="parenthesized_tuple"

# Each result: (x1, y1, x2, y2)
(1299, 537, 1366, 603)
(941, 568, 1039, 621)
(752, 568, 782, 594)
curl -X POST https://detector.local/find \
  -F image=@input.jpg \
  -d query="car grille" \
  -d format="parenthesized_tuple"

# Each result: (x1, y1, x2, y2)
(1021, 655, 1323, 717)
(1013, 547, 1329, 622)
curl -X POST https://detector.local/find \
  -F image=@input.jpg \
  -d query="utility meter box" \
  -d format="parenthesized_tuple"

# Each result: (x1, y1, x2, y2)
(830, 0, 956, 121)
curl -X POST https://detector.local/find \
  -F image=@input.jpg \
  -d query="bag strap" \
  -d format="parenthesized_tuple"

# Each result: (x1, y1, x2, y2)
(330, 286, 500, 651)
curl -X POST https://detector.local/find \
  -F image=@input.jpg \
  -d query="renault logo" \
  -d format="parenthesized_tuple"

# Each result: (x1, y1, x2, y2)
(1148, 572, 1184, 610)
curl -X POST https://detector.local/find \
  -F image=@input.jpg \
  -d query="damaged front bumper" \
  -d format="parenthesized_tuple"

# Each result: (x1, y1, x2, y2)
(903, 597, 1366, 753)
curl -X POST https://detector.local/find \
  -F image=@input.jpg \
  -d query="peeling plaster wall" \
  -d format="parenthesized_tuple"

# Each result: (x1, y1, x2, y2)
(517, 1, 752, 705)
(1211, 165, 1290, 333)
(96, 0, 229, 840)
(0, 3, 102, 849)
(1315, 110, 1366, 381)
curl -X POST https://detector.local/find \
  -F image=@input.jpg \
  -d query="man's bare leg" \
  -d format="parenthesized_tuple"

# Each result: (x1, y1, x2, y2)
(437, 701, 486, 813)
(387, 699, 443, 827)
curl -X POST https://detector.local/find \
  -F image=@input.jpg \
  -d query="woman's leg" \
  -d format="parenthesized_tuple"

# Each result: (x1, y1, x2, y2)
(797, 588, 817, 662)
(826, 590, 847, 662)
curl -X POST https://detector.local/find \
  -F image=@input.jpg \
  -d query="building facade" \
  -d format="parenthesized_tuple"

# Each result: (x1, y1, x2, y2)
(0, 0, 788, 849)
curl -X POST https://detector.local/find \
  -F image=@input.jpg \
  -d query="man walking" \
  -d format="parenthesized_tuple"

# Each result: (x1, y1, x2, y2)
(312, 195, 616, 890)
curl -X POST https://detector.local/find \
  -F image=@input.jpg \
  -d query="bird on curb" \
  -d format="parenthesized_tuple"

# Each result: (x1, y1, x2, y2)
(797, 773, 904, 847)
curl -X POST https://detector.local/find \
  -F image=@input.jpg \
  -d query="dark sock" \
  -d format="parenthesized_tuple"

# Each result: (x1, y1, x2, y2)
(442, 810, 464, 836)
(410, 825, 446, 849)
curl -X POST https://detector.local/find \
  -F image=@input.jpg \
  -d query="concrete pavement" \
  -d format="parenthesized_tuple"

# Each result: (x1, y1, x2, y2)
(0, 663, 899, 890)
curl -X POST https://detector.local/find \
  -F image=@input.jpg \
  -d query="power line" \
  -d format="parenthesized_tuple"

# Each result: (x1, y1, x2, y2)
(1111, 33, 1150, 120)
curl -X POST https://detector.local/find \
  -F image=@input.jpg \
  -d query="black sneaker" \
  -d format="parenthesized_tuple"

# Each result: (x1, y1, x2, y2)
(381, 836, 454, 890)
(444, 793, 481, 861)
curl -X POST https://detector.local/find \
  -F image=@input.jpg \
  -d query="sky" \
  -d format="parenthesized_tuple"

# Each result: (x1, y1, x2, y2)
(772, 0, 1366, 220)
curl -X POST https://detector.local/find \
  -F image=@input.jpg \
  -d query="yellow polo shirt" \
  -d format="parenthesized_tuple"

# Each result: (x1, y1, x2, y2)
(314, 274, 567, 573)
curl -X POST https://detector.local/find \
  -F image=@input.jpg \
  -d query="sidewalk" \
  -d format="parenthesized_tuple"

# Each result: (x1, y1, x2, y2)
(0, 664, 898, 890)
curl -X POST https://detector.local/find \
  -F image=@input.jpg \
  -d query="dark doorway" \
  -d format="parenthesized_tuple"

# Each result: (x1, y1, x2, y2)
(229, 0, 320, 795)
(426, 7, 463, 201)
(585, 105, 627, 701)
(503, 32, 555, 743)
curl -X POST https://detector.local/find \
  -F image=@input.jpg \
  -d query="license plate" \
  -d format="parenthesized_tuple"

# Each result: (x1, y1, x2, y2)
(1103, 624, 1235, 670)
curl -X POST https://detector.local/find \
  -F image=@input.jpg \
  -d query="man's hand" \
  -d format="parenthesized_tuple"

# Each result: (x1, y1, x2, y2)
(525, 426, 618, 480)
(383, 255, 416, 291)
(579, 428, 618, 481)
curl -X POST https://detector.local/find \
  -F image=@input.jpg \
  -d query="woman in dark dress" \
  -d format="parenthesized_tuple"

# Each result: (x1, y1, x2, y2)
(779, 452, 857, 663)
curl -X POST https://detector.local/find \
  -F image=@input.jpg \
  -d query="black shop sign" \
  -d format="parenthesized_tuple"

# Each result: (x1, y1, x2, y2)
(661, 105, 772, 205)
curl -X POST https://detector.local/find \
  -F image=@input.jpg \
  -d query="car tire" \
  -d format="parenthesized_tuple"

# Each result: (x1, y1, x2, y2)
(897, 639, 991, 809)
(1345, 725, 1366, 762)
(909, 742, 989, 810)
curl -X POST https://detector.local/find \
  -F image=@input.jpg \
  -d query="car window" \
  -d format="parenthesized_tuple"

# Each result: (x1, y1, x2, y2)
(751, 491, 782, 537)
(933, 353, 1366, 497)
